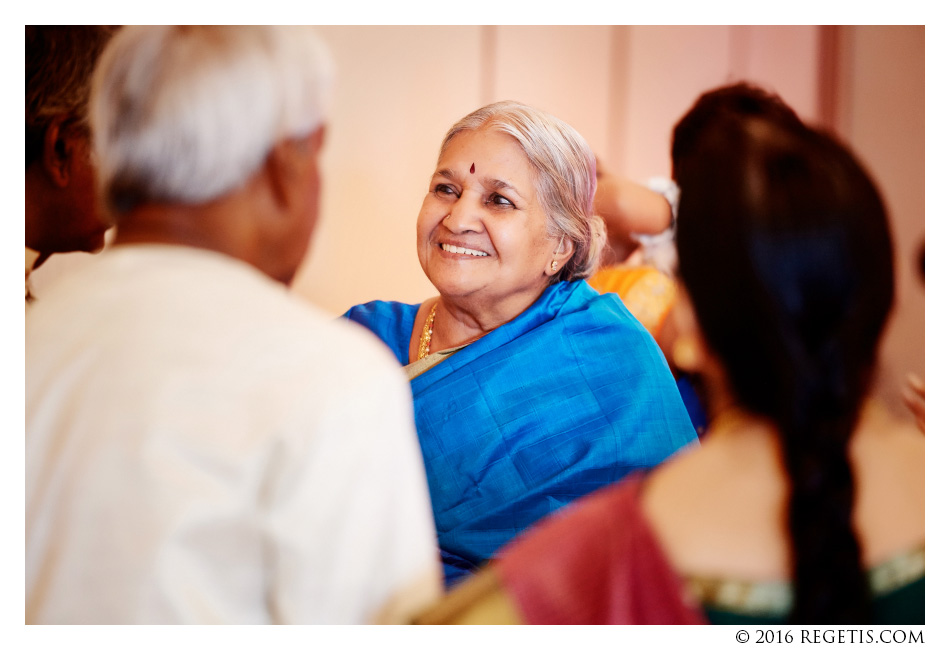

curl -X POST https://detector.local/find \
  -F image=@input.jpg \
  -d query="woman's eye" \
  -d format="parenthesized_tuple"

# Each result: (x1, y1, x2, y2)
(434, 184, 458, 197)
(489, 193, 514, 207)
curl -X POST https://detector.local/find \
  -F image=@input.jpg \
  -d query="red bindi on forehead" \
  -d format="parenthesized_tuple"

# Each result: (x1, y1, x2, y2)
(470, 163, 475, 174)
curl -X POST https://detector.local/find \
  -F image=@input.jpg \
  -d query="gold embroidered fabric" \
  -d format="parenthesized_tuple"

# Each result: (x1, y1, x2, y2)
(684, 546, 924, 617)
(404, 344, 467, 380)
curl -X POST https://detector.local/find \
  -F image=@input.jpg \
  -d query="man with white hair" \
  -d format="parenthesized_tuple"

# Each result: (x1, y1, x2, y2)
(26, 26, 440, 624)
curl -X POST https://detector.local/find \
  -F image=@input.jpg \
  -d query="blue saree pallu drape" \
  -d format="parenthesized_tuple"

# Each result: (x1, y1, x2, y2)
(344, 280, 696, 585)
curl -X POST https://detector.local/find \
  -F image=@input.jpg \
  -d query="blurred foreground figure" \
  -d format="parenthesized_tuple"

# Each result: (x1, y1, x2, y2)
(26, 26, 439, 624)
(417, 88, 924, 625)
(25, 26, 116, 302)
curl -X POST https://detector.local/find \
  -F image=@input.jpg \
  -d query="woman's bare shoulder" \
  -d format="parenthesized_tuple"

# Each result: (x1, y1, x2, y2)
(642, 428, 791, 580)
(850, 404, 925, 564)
(642, 402, 925, 579)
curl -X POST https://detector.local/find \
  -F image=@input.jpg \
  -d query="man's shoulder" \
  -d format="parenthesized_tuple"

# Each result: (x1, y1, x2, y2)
(254, 295, 406, 392)
(304, 308, 404, 366)
(28, 250, 405, 386)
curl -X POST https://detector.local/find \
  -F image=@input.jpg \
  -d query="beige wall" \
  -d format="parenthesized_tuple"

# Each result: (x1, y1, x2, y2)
(838, 26, 925, 415)
(618, 25, 821, 181)
(32, 26, 924, 420)
(291, 24, 924, 420)
(293, 25, 835, 315)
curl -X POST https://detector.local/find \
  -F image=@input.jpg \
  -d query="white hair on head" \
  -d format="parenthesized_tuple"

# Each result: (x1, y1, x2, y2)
(439, 100, 604, 283)
(90, 25, 334, 214)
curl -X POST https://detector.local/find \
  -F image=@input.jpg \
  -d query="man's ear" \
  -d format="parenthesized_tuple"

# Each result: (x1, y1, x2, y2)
(263, 140, 294, 211)
(263, 126, 325, 212)
(311, 124, 326, 153)
(42, 114, 77, 188)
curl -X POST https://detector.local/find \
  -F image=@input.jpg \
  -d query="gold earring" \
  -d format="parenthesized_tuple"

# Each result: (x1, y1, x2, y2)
(672, 336, 701, 371)
(551, 260, 558, 272)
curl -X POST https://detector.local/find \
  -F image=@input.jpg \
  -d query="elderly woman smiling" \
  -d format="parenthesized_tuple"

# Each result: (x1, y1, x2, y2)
(344, 101, 696, 585)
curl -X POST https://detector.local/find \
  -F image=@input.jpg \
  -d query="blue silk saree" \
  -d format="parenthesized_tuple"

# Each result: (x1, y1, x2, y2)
(343, 280, 696, 585)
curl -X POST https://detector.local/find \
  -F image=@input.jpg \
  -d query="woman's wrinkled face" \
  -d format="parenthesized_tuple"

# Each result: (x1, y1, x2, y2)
(416, 127, 558, 311)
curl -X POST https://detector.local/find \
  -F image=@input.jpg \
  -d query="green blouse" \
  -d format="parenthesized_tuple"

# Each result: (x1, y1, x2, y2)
(686, 546, 924, 624)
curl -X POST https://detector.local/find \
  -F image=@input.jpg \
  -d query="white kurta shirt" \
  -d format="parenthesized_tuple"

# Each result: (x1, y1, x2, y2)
(26, 245, 439, 624)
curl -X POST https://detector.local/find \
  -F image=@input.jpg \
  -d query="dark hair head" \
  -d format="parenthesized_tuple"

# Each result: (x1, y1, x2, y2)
(675, 115, 894, 623)
(25, 25, 117, 168)
(671, 82, 804, 181)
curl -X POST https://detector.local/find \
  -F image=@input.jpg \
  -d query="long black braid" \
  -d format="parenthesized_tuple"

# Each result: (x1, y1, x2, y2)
(674, 114, 894, 623)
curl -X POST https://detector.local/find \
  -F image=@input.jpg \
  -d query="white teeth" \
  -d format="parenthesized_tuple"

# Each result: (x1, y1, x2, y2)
(441, 243, 488, 257)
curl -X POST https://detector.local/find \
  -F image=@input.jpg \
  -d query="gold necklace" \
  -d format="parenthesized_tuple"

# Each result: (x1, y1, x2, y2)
(418, 301, 438, 359)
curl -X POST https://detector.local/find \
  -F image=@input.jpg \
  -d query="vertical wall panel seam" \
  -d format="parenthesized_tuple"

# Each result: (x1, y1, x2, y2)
(606, 25, 630, 171)
(834, 25, 856, 139)
(817, 25, 841, 132)
(728, 25, 751, 82)
(481, 25, 497, 104)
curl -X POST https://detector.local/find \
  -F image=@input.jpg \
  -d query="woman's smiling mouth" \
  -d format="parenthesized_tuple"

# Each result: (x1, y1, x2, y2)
(440, 243, 489, 257)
